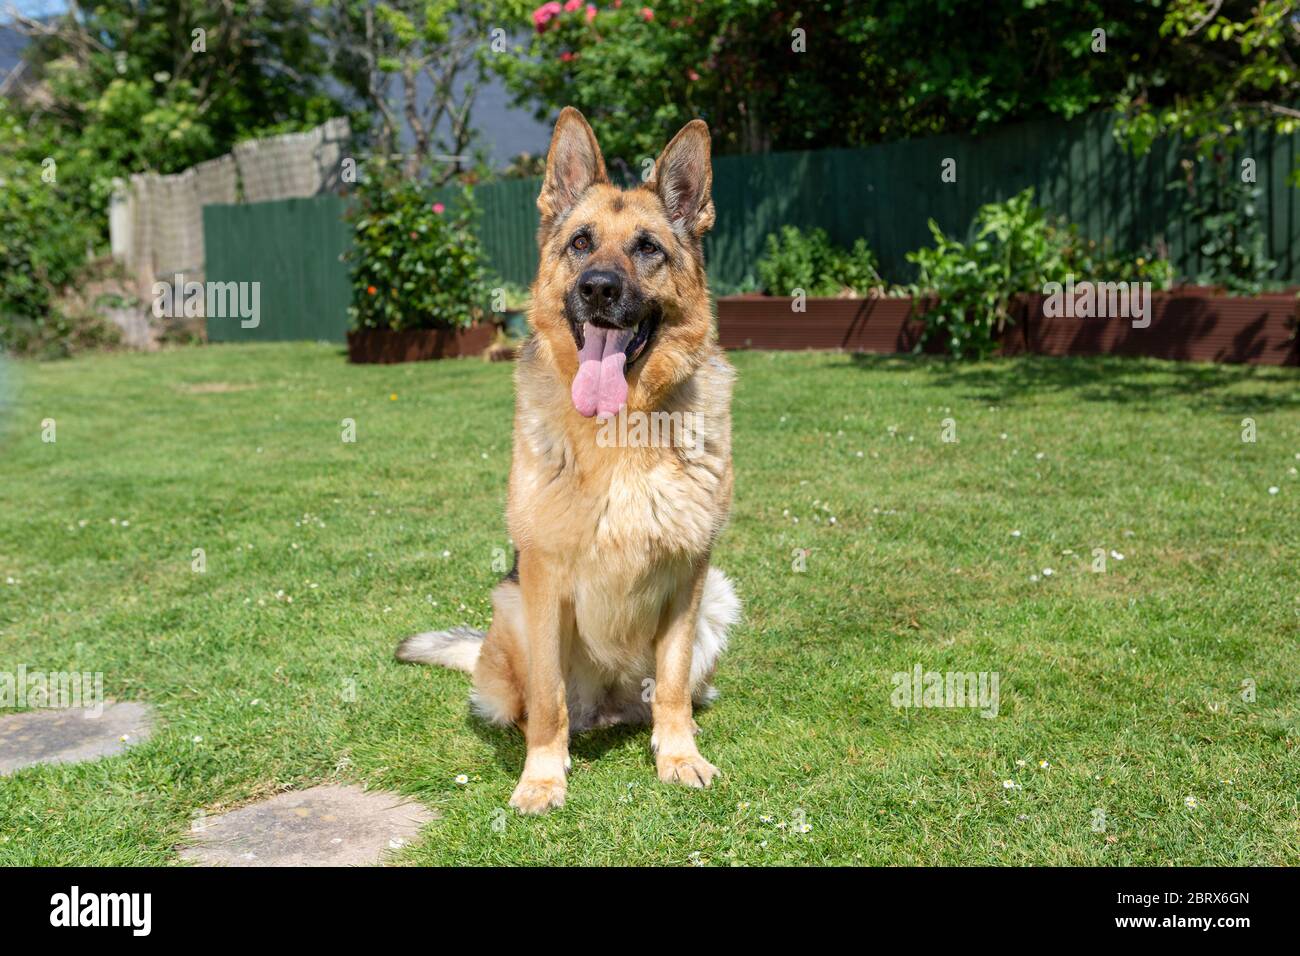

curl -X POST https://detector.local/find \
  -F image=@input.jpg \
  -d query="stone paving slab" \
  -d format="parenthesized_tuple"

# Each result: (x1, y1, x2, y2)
(179, 785, 436, 867)
(0, 701, 153, 774)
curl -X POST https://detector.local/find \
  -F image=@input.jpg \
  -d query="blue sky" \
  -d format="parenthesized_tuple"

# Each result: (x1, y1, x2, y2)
(4, 1, 67, 19)
(14, 1, 65, 11)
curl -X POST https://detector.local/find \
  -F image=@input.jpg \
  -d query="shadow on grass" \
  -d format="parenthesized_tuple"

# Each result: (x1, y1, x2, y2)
(840, 352, 1300, 414)
(466, 713, 648, 775)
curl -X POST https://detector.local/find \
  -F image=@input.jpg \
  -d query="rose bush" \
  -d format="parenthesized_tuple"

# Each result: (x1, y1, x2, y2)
(345, 167, 490, 332)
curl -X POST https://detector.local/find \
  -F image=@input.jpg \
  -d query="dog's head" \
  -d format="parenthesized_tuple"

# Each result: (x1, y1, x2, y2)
(529, 107, 715, 419)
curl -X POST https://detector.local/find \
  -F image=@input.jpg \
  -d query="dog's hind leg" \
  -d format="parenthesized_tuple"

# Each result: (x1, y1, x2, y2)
(469, 579, 529, 728)
(688, 567, 741, 707)
(395, 579, 528, 729)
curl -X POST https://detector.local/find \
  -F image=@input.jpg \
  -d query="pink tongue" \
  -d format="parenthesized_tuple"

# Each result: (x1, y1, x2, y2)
(571, 325, 633, 418)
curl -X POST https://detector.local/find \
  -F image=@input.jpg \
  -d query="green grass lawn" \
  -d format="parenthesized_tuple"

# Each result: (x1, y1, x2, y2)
(0, 342, 1297, 865)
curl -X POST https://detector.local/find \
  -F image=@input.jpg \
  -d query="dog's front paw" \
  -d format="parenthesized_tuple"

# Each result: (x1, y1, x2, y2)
(656, 752, 720, 789)
(509, 775, 567, 814)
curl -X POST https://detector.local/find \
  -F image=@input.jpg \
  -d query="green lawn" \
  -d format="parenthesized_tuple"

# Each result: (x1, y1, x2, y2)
(0, 342, 1297, 865)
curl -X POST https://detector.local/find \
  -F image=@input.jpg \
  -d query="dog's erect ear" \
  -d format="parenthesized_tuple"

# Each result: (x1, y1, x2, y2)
(538, 107, 607, 227)
(652, 119, 714, 237)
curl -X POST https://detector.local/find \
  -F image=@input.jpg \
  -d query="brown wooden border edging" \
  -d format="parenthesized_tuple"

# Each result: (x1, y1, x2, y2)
(714, 294, 929, 353)
(346, 324, 495, 364)
(715, 291, 1300, 366)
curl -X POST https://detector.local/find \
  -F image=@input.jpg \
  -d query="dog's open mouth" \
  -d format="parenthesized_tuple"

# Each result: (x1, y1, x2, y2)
(622, 311, 658, 369)
(570, 311, 660, 419)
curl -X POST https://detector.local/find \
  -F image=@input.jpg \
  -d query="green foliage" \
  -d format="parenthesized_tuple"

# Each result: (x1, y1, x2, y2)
(0, 115, 104, 357)
(906, 189, 1174, 359)
(496, 1, 1166, 165)
(17, 2, 338, 223)
(0, 304, 123, 361)
(490, 281, 533, 312)
(1064, 237, 1178, 292)
(0, 167, 82, 331)
(494, 0, 704, 166)
(319, 0, 504, 181)
(1170, 157, 1276, 293)
(345, 169, 491, 332)
(1116, 0, 1283, 297)
(907, 189, 1067, 358)
(1115, 0, 1300, 279)
(756, 226, 882, 298)
(1116, 0, 1300, 159)
(2, 2, 341, 353)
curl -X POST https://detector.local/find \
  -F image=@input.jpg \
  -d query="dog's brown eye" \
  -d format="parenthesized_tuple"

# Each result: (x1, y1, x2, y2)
(638, 240, 659, 256)
(571, 235, 590, 252)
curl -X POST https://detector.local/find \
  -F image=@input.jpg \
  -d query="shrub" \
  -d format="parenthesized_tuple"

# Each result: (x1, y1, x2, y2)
(346, 169, 490, 332)
(1170, 158, 1275, 294)
(1064, 235, 1176, 291)
(908, 188, 1070, 358)
(756, 226, 882, 297)
(1, 309, 122, 361)
(907, 188, 1174, 358)
(0, 150, 103, 358)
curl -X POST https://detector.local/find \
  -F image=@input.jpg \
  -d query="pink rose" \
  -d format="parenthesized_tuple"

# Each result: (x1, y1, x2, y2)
(586, 4, 597, 23)
(564, 0, 582, 11)
(432, 202, 445, 214)
(687, 68, 699, 82)
(560, 50, 574, 62)
(640, 6, 653, 21)
(532, 1, 562, 32)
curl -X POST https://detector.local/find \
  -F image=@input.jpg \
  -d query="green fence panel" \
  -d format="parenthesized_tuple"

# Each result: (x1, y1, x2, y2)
(431, 177, 543, 289)
(203, 195, 353, 343)
(203, 110, 1300, 342)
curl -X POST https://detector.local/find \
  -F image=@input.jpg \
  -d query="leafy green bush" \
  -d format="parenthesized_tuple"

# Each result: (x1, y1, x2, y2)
(1, 308, 122, 361)
(346, 169, 490, 332)
(0, 146, 103, 357)
(756, 226, 882, 297)
(909, 188, 1071, 358)
(1065, 236, 1176, 291)
(1170, 159, 1275, 294)
(907, 188, 1174, 358)
(501, 2, 1164, 166)
(14, 3, 336, 227)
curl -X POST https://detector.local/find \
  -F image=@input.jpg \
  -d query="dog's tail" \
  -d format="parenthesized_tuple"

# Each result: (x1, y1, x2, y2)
(395, 625, 485, 673)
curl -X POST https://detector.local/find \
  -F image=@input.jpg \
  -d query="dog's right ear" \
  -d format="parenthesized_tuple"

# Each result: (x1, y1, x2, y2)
(538, 107, 608, 230)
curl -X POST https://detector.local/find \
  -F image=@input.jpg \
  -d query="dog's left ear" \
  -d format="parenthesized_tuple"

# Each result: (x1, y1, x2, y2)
(538, 107, 608, 229)
(652, 119, 714, 237)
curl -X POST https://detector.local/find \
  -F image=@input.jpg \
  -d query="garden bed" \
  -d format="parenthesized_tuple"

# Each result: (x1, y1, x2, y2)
(346, 324, 495, 364)
(716, 290, 1299, 366)
(1015, 288, 1299, 365)
(715, 294, 929, 353)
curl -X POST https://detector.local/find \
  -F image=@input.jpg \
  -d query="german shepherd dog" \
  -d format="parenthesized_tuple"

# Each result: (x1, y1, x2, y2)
(396, 108, 738, 814)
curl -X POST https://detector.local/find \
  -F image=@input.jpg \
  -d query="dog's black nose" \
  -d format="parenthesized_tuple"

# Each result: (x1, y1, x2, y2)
(578, 269, 623, 308)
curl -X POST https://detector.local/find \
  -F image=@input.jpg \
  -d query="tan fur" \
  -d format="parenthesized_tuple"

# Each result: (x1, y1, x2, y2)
(401, 108, 738, 814)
